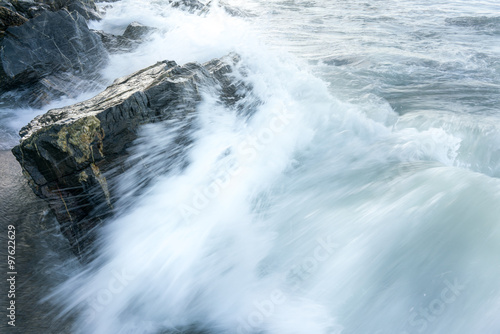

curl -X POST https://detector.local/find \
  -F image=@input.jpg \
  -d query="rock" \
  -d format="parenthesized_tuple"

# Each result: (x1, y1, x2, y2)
(0, 151, 74, 333)
(170, 0, 250, 17)
(9, 0, 100, 20)
(219, 1, 251, 17)
(10, 0, 50, 18)
(63, 0, 101, 21)
(205, 0, 250, 17)
(12, 54, 248, 259)
(122, 21, 155, 40)
(94, 30, 134, 53)
(169, 0, 205, 13)
(95, 22, 155, 54)
(0, 1, 16, 11)
(0, 6, 28, 32)
(0, 9, 108, 107)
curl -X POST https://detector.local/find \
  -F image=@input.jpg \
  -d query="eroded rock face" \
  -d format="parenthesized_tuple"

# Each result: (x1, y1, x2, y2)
(12, 54, 246, 259)
(0, 9, 108, 107)
(8, 0, 100, 20)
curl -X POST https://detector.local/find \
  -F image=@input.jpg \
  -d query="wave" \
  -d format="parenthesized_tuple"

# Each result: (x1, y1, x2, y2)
(22, 0, 500, 333)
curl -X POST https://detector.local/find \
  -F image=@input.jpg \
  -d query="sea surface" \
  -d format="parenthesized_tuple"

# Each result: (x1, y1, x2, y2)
(1, 0, 500, 333)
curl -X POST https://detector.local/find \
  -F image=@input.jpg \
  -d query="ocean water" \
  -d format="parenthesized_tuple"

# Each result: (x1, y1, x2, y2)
(2, 0, 500, 333)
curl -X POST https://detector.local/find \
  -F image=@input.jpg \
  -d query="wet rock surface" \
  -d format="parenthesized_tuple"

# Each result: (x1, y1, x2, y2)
(95, 21, 156, 53)
(12, 54, 247, 258)
(169, 0, 205, 13)
(0, 9, 108, 107)
(122, 21, 155, 40)
(170, 0, 250, 16)
(7, 0, 100, 20)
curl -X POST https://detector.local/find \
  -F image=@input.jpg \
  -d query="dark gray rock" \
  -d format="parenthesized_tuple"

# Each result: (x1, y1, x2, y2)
(95, 22, 156, 54)
(206, 0, 250, 17)
(170, 0, 250, 17)
(0, 150, 75, 333)
(10, 0, 50, 18)
(221, 1, 251, 17)
(12, 54, 247, 258)
(63, 0, 101, 20)
(94, 29, 134, 53)
(0, 1, 16, 11)
(10, 0, 46, 18)
(0, 6, 28, 32)
(0, 9, 108, 107)
(9, 0, 100, 20)
(169, 0, 205, 12)
(122, 21, 155, 40)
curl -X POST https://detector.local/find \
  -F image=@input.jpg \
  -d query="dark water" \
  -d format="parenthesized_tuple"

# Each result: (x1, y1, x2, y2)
(0, 151, 76, 333)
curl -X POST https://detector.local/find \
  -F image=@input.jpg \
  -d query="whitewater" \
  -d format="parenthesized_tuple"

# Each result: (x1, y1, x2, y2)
(2, 0, 500, 333)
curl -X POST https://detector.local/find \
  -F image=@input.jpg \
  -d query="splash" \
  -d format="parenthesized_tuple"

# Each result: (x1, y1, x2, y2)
(40, 1, 500, 333)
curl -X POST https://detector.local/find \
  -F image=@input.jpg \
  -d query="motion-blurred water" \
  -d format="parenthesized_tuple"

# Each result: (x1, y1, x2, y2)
(2, 0, 500, 333)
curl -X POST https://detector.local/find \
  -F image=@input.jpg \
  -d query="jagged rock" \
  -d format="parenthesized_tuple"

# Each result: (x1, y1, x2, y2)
(218, 0, 251, 17)
(170, 0, 250, 17)
(204, 0, 250, 17)
(95, 22, 155, 54)
(122, 21, 155, 40)
(9, 0, 46, 18)
(0, 6, 28, 32)
(12, 54, 245, 258)
(169, 0, 205, 13)
(94, 30, 134, 53)
(63, 0, 101, 21)
(10, 0, 51, 18)
(0, 9, 108, 107)
(0, 1, 15, 11)
(9, 0, 100, 20)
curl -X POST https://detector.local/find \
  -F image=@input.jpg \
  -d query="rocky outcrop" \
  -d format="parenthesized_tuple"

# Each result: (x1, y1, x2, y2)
(169, 0, 249, 16)
(61, 0, 101, 20)
(0, 9, 108, 107)
(12, 54, 246, 259)
(96, 21, 156, 53)
(6, 0, 100, 20)
(169, 0, 205, 13)
(0, 6, 28, 33)
(123, 21, 155, 40)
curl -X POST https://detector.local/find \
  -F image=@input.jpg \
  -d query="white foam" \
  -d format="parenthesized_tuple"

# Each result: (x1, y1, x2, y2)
(46, 1, 500, 334)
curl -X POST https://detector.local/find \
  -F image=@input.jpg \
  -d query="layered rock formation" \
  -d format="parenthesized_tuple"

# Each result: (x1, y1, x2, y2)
(12, 54, 245, 258)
